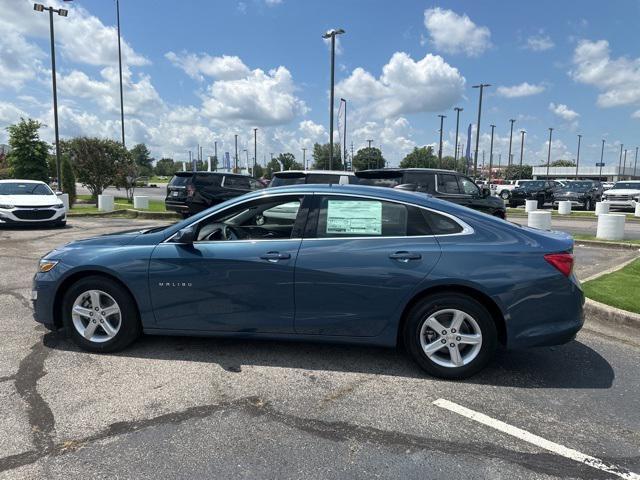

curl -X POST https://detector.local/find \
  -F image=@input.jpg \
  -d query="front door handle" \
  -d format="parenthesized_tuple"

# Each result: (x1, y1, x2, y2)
(260, 251, 291, 262)
(389, 251, 422, 263)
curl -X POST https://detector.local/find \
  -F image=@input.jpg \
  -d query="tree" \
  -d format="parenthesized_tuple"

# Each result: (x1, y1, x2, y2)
(61, 156, 76, 205)
(0, 152, 10, 179)
(352, 147, 386, 171)
(550, 159, 576, 167)
(113, 147, 138, 201)
(253, 164, 264, 179)
(6, 118, 49, 183)
(504, 164, 533, 180)
(154, 158, 175, 176)
(62, 137, 126, 204)
(129, 143, 154, 177)
(311, 143, 343, 170)
(399, 146, 437, 168)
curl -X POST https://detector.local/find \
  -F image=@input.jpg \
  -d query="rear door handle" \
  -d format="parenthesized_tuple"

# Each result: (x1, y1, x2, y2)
(389, 251, 422, 262)
(260, 251, 291, 262)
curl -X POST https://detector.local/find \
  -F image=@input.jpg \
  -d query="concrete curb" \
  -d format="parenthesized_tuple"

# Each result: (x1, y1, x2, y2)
(574, 239, 640, 250)
(68, 209, 180, 220)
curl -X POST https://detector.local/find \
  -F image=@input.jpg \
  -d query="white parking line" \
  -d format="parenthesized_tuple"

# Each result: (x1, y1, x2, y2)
(433, 398, 639, 480)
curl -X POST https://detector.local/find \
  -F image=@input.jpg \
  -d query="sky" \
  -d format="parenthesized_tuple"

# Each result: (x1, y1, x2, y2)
(1, 0, 640, 169)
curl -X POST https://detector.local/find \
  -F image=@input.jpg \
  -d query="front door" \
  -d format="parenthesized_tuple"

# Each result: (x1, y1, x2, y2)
(148, 194, 308, 333)
(294, 195, 441, 337)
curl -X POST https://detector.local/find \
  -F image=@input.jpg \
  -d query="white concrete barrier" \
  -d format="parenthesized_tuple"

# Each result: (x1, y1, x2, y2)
(635, 202, 640, 217)
(133, 196, 149, 210)
(595, 201, 609, 216)
(557, 201, 571, 215)
(525, 200, 538, 213)
(528, 211, 552, 230)
(596, 213, 625, 241)
(59, 193, 69, 211)
(98, 194, 114, 212)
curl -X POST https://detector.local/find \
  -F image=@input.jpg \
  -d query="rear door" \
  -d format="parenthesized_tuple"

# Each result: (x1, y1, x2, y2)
(294, 194, 441, 337)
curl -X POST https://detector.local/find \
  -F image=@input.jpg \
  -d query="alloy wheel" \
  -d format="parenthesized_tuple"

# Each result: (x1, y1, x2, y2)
(419, 309, 482, 368)
(71, 289, 122, 343)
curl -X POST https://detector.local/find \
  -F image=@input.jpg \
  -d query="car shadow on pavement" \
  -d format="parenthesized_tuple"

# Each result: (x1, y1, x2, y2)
(43, 332, 614, 389)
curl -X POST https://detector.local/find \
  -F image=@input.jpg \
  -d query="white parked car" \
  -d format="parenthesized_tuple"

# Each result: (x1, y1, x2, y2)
(494, 180, 528, 199)
(602, 181, 640, 210)
(0, 179, 66, 227)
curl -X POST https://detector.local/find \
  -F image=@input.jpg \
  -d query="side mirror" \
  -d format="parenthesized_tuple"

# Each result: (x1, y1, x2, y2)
(55, 191, 63, 196)
(394, 183, 418, 192)
(481, 186, 491, 198)
(172, 226, 196, 244)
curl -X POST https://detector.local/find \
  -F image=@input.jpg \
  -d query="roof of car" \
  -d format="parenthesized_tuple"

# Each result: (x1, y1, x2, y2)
(0, 179, 46, 184)
(356, 168, 458, 176)
(273, 170, 355, 176)
(173, 171, 248, 177)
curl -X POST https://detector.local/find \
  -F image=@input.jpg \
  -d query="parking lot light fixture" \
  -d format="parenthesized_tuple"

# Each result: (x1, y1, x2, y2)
(575, 134, 582, 179)
(453, 107, 463, 163)
(488, 125, 495, 185)
(519, 130, 526, 179)
(322, 28, 345, 171)
(472, 83, 491, 179)
(599, 139, 605, 182)
(437, 115, 446, 168)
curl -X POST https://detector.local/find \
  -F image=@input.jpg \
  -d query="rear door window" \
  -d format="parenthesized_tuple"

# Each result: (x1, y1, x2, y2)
(224, 176, 251, 190)
(404, 172, 435, 192)
(422, 210, 464, 235)
(305, 174, 342, 184)
(169, 174, 193, 187)
(437, 174, 461, 194)
(270, 175, 305, 187)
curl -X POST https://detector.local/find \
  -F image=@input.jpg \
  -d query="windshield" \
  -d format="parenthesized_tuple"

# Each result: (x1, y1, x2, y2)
(0, 182, 54, 195)
(613, 182, 640, 190)
(356, 176, 402, 187)
(563, 181, 594, 192)
(270, 176, 305, 187)
(519, 181, 545, 190)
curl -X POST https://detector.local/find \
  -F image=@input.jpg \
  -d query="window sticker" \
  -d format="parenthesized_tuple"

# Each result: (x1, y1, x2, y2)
(326, 200, 382, 235)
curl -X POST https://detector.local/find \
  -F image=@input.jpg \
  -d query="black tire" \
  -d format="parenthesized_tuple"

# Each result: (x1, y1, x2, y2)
(500, 190, 510, 200)
(537, 196, 545, 209)
(61, 275, 141, 352)
(403, 293, 497, 379)
(509, 200, 517, 208)
(55, 220, 67, 228)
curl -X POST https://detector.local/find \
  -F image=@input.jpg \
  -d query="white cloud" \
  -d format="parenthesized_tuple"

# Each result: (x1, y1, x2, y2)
(423, 8, 491, 57)
(336, 52, 465, 119)
(571, 39, 640, 111)
(525, 34, 555, 52)
(549, 102, 580, 121)
(0, 25, 44, 90)
(165, 52, 250, 81)
(496, 82, 545, 98)
(265, 0, 282, 5)
(0, 101, 28, 126)
(632, 110, 640, 119)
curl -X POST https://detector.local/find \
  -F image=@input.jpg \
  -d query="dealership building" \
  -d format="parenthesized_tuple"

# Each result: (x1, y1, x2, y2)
(532, 164, 639, 181)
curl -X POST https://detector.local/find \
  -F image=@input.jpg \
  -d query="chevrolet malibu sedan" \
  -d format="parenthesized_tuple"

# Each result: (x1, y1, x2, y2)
(32, 184, 583, 379)
(0, 179, 66, 227)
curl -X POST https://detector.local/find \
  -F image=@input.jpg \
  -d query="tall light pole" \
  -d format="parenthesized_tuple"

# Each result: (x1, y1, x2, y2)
(253, 128, 258, 176)
(34, 3, 68, 191)
(472, 83, 491, 178)
(367, 139, 374, 169)
(598, 139, 605, 182)
(507, 119, 516, 167)
(302, 147, 307, 170)
(546, 128, 553, 179)
(623, 148, 628, 178)
(519, 130, 526, 179)
(234, 134, 238, 172)
(488, 124, 495, 186)
(341, 97, 347, 170)
(437, 114, 446, 168)
(453, 107, 463, 163)
(116, 0, 125, 147)
(322, 28, 345, 171)
(575, 134, 582, 179)
(214, 141, 217, 171)
(618, 143, 624, 180)
(635, 146, 639, 178)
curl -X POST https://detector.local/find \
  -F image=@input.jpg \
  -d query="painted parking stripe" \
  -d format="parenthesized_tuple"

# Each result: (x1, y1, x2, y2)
(433, 398, 639, 480)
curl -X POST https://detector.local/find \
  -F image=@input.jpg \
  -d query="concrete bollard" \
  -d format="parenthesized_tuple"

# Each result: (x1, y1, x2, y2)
(133, 196, 149, 210)
(557, 200, 571, 215)
(98, 194, 114, 212)
(635, 202, 640, 217)
(528, 211, 552, 230)
(525, 199, 538, 213)
(59, 193, 69, 211)
(596, 213, 625, 241)
(595, 201, 609, 216)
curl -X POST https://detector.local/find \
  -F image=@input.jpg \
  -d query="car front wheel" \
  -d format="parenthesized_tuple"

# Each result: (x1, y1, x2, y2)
(62, 276, 141, 352)
(500, 190, 510, 200)
(403, 293, 497, 379)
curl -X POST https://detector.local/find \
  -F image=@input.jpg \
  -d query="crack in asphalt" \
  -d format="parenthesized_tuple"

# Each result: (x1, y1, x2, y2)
(0, 394, 634, 479)
(0, 290, 33, 311)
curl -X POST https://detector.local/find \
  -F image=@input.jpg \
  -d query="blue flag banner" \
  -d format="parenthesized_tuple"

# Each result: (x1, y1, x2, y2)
(224, 152, 230, 169)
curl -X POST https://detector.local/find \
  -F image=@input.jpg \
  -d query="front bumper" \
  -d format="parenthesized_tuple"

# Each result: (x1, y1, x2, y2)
(553, 199, 585, 207)
(0, 207, 66, 225)
(602, 199, 637, 209)
(32, 274, 59, 330)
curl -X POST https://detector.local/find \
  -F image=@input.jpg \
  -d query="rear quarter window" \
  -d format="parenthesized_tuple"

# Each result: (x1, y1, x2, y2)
(169, 174, 193, 187)
(423, 210, 464, 235)
(224, 176, 251, 189)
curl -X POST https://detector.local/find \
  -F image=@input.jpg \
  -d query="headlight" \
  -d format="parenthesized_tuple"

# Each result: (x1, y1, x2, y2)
(53, 203, 65, 209)
(0, 203, 14, 209)
(38, 259, 59, 273)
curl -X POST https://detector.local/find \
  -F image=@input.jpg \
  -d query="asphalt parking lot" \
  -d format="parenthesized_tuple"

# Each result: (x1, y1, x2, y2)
(1, 218, 639, 479)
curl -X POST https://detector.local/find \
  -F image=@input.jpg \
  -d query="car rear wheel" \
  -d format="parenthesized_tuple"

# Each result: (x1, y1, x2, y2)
(62, 276, 141, 352)
(500, 190, 510, 200)
(403, 293, 497, 379)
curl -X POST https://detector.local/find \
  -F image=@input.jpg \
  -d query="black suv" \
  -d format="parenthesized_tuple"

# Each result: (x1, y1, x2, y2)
(552, 180, 603, 210)
(355, 168, 506, 218)
(165, 172, 264, 217)
(508, 180, 562, 209)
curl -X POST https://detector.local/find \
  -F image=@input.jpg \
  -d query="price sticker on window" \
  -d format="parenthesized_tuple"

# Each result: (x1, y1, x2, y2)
(326, 200, 382, 235)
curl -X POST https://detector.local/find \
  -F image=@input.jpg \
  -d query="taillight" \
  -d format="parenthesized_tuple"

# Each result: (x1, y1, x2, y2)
(186, 184, 195, 197)
(544, 253, 574, 277)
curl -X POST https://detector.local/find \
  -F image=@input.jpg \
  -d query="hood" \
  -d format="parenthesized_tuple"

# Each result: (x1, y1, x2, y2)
(0, 194, 63, 207)
(604, 189, 640, 195)
(65, 229, 144, 248)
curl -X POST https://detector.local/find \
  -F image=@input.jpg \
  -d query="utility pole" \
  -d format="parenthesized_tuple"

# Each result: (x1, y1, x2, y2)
(519, 130, 526, 179)
(253, 128, 258, 176)
(488, 124, 495, 186)
(453, 107, 463, 162)
(302, 147, 307, 170)
(507, 119, 516, 167)
(472, 83, 491, 178)
(634, 146, 638, 177)
(322, 28, 345, 171)
(618, 143, 624, 180)
(546, 128, 553, 179)
(116, 0, 125, 147)
(623, 149, 628, 178)
(367, 139, 374, 169)
(599, 139, 605, 182)
(214, 141, 218, 171)
(575, 134, 582, 179)
(341, 97, 348, 170)
(351, 142, 354, 171)
(234, 134, 238, 173)
(437, 114, 446, 168)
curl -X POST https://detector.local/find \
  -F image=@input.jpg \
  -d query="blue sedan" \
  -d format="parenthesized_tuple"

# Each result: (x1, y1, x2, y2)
(32, 184, 583, 379)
